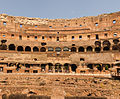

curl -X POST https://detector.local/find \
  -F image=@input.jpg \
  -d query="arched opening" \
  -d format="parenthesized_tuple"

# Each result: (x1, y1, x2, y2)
(103, 46, 110, 51)
(103, 40, 111, 47)
(16, 63, 21, 71)
(95, 41, 101, 47)
(48, 47, 54, 51)
(78, 46, 84, 52)
(87, 64, 93, 69)
(112, 45, 119, 50)
(55, 63, 62, 72)
(86, 46, 93, 52)
(80, 58, 85, 61)
(41, 64, 46, 72)
(95, 47, 101, 53)
(9, 44, 15, 50)
(40, 47, 46, 52)
(55, 47, 61, 52)
(25, 46, 31, 51)
(33, 46, 39, 52)
(48, 63, 53, 72)
(64, 63, 69, 73)
(71, 47, 76, 52)
(95, 64, 102, 71)
(71, 64, 77, 72)
(102, 64, 110, 70)
(0, 44, 7, 50)
(63, 47, 69, 51)
(17, 46, 23, 51)
(25, 64, 30, 68)
(113, 39, 119, 44)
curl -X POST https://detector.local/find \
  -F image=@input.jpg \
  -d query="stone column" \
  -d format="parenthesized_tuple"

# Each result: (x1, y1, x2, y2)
(101, 47, 103, 52)
(45, 65, 49, 73)
(84, 48, 87, 52)
(110, 46, 112, 51)
(93, 48, 95, 52)
(76, 47, 78, 52)
(69, 65, 72, 73)
(76, 66, 80, 73)
(53, 65, 55, 73)
(61, 66, 64, 73)
(31, 47, 33, 52)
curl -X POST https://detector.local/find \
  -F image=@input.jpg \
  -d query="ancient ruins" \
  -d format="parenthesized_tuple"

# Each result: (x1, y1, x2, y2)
(0, 11, 120, 98)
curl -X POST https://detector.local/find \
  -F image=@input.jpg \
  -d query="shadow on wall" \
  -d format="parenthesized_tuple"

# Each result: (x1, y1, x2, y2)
(2, 94, 51, 99)
(65, 96, 107, 99)
(2, 94, 107, 99)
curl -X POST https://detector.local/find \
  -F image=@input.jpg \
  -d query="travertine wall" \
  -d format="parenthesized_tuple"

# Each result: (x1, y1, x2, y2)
(0, 12, 120, 73)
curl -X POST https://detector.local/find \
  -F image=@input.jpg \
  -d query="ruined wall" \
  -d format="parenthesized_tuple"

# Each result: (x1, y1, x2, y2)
(0, 74, 119, 99)
(0, 12, 120, 74)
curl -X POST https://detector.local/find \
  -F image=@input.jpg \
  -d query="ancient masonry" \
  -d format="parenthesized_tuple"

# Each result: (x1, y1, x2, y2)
(0, 12, 120, 99)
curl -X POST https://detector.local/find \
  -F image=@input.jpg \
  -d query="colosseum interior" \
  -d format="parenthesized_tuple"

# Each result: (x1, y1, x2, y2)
(1, 12, 120, 99)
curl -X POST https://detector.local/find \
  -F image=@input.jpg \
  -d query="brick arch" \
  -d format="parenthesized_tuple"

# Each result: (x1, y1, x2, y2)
(78, 46, 84, 52)
(25, 46, 31, 52)
(71, 47, 76, 52)
(33, 46, 39, 52)
(17, 46, 24, 51)
(40, 47, 46, 52)
(86, 46, 93, 52)
(8, 44, 15, 50)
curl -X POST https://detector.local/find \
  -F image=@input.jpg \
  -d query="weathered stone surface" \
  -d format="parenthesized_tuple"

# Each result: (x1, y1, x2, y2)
(0, 74, 119, 99)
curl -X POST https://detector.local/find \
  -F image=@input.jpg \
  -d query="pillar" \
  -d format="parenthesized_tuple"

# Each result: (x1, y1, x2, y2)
(93, 48, 95, 52)
(84, 48, 87, 52)
(69, 65, 72, 73)
(61, 66, 64, 73)
(53, 65, 55, 73)
(45, 64, 49, 73)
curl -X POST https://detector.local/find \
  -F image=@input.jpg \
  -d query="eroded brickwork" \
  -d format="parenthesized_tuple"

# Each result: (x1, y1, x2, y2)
(0, 12, 120, 74)
(0, 12, 120, 98)
(0, 74, 119, 99)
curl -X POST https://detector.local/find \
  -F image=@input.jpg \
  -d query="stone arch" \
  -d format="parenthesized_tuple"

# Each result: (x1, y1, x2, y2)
(86, 46, 93, 52)
(55, 63, 62, 72)
(55, 47, 61, 52)
(25, 46, 31, 51)
(71, 64, 77, 72)
(33, 46, 39, 52)
(41, 64, 46, 72)
(71, 47, 76, 52)
(102, 64, 110, 70)
(95, 47, 101, 53)
(48, 63, 53, 72)
(25, 64, 30, 68)
(17, 46, 23, 51)
(48, 47, 54, 51)
(96, 64, 102, 71)
(40, 47, 46, 52)
(64, 63, 69, 72)
(112, 45, 119, 50)
(0, 44, 7, 50)
(87, 64, 93, 69)
(103, 46, 110, 51)
(103, 40, 111, 47)
(113, 39, 119, 44)
(78, 46, 84, 52)
(9, 44, 15, 50)
(95, 41, 101, 47)
(63, 47, 69, 51)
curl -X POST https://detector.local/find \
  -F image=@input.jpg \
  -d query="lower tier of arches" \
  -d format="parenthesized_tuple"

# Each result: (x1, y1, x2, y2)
(0, 62, 114, 74)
